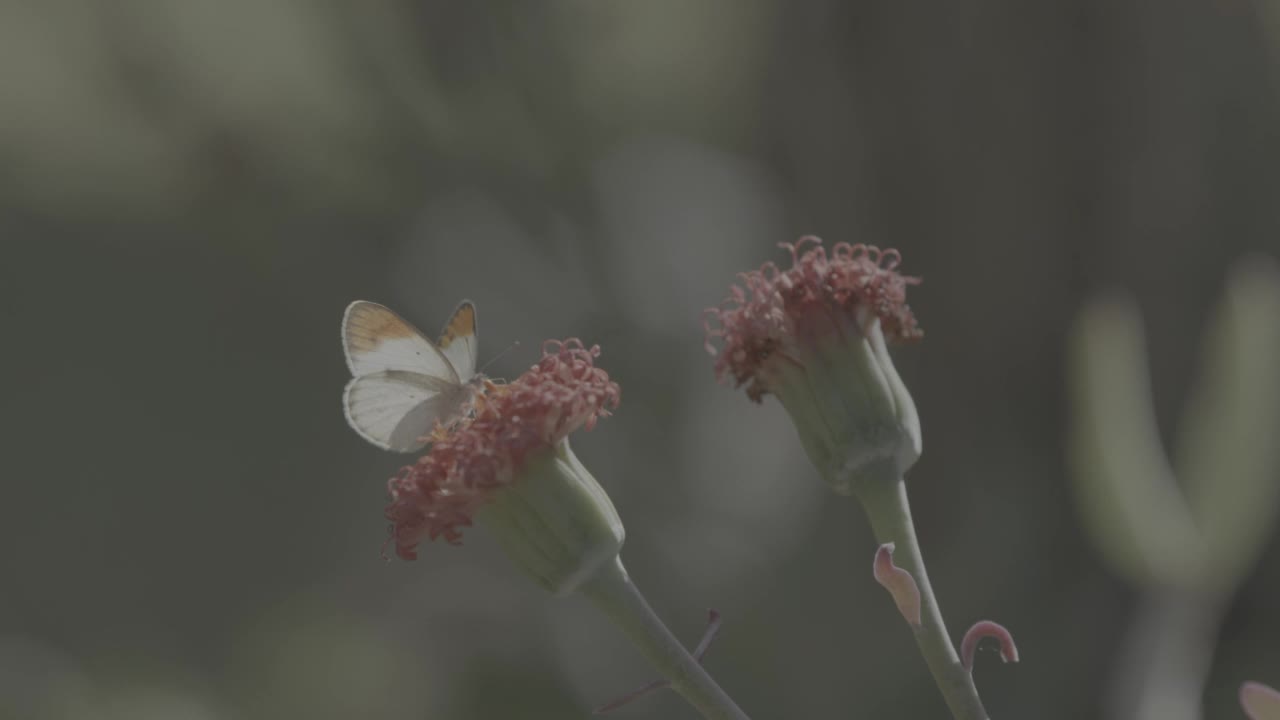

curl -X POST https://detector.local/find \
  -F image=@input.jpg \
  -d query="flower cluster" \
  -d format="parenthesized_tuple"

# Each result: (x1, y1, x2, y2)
(704, 236, 922, 402)
(385, 339, 621, 558)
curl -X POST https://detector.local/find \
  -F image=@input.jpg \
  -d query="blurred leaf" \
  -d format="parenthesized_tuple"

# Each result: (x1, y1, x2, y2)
(228, 606, 434, 720)
(102, 686, 224, 720)
(448, 658, 581, 720)
(1177, 257, 1280, 591)
(0, 638, 98, 720)
(1069, 296, 1208, 588)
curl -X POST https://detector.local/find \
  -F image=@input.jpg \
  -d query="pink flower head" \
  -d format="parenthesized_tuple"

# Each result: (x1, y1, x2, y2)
(704, 236, 922, 402)
(705, 236, 924, 490)
(385, 339, 621, 559)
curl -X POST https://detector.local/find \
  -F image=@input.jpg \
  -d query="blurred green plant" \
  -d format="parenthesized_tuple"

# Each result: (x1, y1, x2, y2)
(1070, 257, 1280, 720)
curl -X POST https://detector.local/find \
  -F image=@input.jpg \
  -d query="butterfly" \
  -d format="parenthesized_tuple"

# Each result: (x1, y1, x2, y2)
(341, 300, 481, 452)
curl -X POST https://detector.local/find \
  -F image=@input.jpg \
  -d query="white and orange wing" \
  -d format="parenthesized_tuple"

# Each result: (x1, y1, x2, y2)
(437, 300, 479, 382)
(343, 371, 468, 452)
(342, 301, 460, 381)
(341, 301, 468, 452)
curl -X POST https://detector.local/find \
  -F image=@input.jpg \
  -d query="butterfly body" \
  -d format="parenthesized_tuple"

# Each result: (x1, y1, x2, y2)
(341, 300, 481, 452)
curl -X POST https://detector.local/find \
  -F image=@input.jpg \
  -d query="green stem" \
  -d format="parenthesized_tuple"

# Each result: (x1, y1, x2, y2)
(855, 476, 989, 720)
(580, 556, 751, 720)
(1110, 588, 1224, 720)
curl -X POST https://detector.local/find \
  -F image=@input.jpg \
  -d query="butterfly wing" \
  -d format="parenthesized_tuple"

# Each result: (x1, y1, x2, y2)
(342, 301, 469, 451)
(437, 300, 479, 381)
(343, 371, 471, 451)
(342, 301, 459, 381)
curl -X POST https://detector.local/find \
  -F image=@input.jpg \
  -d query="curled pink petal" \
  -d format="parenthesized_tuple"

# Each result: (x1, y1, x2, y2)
(873, 543, 922, 627)
(1241, 681, 1280, 720)
(960, 620, 1020, 671)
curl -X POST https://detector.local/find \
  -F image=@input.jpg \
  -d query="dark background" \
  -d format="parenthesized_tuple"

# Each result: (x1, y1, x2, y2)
(3, 2, 1279, 719)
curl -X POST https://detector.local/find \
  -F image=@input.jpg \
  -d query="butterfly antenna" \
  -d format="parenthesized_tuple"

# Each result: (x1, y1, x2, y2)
(479, 340, 521, 374)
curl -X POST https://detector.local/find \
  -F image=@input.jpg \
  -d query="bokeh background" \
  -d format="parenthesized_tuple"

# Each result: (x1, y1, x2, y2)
(4, 2, 1280, 719)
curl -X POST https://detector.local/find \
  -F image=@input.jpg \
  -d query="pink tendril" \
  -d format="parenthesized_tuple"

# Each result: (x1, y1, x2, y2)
(960, 620, 1020, 671)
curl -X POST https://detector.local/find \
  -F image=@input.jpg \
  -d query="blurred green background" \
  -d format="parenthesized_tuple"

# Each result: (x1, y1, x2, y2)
(3, 2, 1280, 719)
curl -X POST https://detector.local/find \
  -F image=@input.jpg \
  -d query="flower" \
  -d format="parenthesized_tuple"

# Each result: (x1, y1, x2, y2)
(385, 339, 625, 593)
(704, 237, 923, 492)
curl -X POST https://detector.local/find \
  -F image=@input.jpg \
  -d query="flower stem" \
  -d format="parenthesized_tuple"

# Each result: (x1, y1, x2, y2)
(855, 476, 989, 720)
(580, 556, 752, 720)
